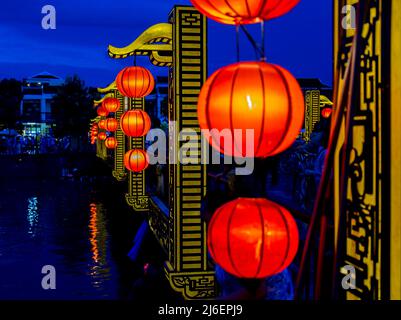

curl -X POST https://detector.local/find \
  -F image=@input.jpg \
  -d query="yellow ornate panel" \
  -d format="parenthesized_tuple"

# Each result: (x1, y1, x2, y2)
(125, 98, 149, 211)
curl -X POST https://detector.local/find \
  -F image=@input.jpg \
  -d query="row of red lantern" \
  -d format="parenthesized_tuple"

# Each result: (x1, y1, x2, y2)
(98, 110, 151, 136)
(192, 1, 303, 279)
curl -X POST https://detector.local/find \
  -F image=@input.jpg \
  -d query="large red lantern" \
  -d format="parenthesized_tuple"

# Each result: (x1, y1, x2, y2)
(208, 198, 299, 279)
(98, 132, 107, 141)
(124, 149, 149, 172)
(120, 110, 151, 137)
(321, 107, 332, 119)
(102, 97, 121, 113)
(97, 106, 109, 117)
(116, 66, 155, 98)
(105, 118, 119, 132)
(105, 137, 118, 149)
(98, 119, 106, 130)
(190, 0, 300, 25)
(198, 61, 304, 158)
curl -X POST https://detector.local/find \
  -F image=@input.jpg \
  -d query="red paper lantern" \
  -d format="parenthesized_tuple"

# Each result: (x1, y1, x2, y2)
(105, 118, 119, 132)
(97, 106, 109, 117)
(98, 119, 106, 130)
(321, 107, 332, 119)
(98, 132, 107, 141)
(198, 62, 304, 158)
(190, 0, 300, 25)
(105, 137, 118, 149)
(208, 198, 299, 279)
(120, 110, 151, 137)
(102, 97, 121, 113)
(124, 149, 149, 172)
(116, 66, 155, 98)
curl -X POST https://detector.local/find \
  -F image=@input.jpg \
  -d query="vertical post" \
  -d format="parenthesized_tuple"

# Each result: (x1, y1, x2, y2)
(165, 6, 215, 300)
(112, 90, 127, 181)
(390, 0, 401, 300)
(125, 97, 149, 211)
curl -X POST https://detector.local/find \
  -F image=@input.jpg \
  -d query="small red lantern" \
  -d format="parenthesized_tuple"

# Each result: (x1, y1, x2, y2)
(124, 149, 149, 172)
(190, 0, 300, 25)
(116, 66, 155, 98)
(321, 107, 332, 119)
(208, 198, 299, 279)
(97, 106, 109, 117)
(98, 132, 107, 141)
(105, 118, 119, 132)
(102, 97, 120, 113)
(98, 119, 106, 130)
(120, 110, 151, 137)
(105, 137, 118, 149)
(198, 61, 304, 158)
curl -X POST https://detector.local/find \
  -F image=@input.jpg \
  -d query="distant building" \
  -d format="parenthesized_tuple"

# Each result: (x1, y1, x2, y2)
(20, 72, 64, 137)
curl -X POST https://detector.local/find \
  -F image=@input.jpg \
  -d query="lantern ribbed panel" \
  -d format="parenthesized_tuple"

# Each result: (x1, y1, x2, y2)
(102, 97, 121, 113)
(198, 62, 304, 158)
(124, 149, 149, 172)
(105, 137, 118, 149)
(97, 106, 109, 117)
(116, 67, 155, 98)
(120, 110, 151, 137)
(207, 198, 299, 279)
(190, 0, 300, 25)
(98, 132, 107, 141)
(105, 118, 118, 132)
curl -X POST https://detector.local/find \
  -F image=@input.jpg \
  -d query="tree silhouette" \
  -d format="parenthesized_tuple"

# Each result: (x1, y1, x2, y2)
(52, 75, 98, 138)
(0, 79, 23, 131)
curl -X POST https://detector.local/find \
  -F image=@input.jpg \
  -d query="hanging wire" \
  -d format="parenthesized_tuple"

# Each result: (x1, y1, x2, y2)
(260, 21, 266, 62)
(239, 25, 265, 61)
(236, 24, 241, 62)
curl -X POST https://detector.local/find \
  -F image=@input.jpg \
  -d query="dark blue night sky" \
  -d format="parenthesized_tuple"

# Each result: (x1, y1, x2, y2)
(0, 0, 332, 88)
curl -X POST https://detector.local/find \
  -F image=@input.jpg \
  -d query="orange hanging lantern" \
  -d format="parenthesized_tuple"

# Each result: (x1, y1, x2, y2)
(116, 66, 155, 98)
(97, 106, 109, 117)
(98, 132, 107, 141)
(105, 137, 118, 149)
(105, 118, 119, 132)
(98, 119, 106, 130)
(120, 110, 151, 137)
(321, 107, 332, 119)
(102, 97, 121, 113)
(198, 61, 304, 158)
(208, 198, 299, 279)
(124, 149, 149, 172)
(190, 0, 300, 25)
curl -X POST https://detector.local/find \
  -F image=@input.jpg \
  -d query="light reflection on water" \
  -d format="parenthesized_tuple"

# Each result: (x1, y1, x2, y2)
(0, 179, 122, 299)
(88, 203, 111, 290)
(27, 196, 39, 237)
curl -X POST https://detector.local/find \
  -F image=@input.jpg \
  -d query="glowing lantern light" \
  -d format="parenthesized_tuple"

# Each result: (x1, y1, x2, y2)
(120, 110, 151, 137)
(98, 132, 107, 141)
(98, 119, 106, 130)
(321, 107, 332, 119)
(208, 198, 299, 279)
(124, 149, 149, 172)
(105, 118, 119, 132)
(116, 66, 155, 98)
(198, 61, 304, 158)
(97, 106, 109, 117)
(102, 97, 121, 113)
(190, 0, 300, 25)
(105, 137, 118, 149)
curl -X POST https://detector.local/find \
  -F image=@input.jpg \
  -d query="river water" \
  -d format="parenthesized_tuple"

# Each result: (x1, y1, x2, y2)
(0, 156, 170, 300)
